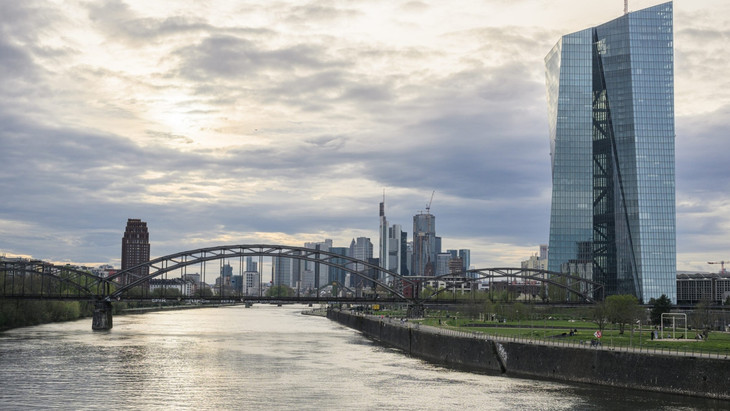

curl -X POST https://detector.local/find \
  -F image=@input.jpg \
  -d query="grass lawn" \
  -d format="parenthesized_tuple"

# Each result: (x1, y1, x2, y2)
(414, 316, 730, 357)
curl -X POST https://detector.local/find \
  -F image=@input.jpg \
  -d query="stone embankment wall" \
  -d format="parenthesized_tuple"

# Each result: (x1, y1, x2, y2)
(327, 309, 729, 400)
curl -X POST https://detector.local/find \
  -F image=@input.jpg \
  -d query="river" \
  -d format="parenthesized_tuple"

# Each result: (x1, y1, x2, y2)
(0, 305, 721, 410)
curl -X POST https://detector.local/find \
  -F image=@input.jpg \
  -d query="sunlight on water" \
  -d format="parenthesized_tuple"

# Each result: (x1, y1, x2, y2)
(0, 305, 721, 410)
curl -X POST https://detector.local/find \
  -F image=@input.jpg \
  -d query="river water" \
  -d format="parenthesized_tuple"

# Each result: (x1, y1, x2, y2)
(0, 305, 722, 410)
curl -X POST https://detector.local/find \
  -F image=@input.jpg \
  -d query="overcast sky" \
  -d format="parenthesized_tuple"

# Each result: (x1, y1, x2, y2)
(1, 0, 728, 272)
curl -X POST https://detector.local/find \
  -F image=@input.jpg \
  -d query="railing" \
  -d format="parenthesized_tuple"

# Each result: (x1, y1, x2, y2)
(352, 312, 730, 361)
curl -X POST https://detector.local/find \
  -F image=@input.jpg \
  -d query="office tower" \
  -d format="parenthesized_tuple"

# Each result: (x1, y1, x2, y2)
(412, 212, 436, 276)
(300, 270, 316, 291)
(244, 270, 261, 296)
(121, 218, 150, 286)
(231, 275, 244, 294)
(220, 263, 233, 286)
(246, 256, 257, 273)
(436, 253, 451, 276)
(328, 246, 349, 286)
(446, 249, 472, 277)
(379, 199, 388, 279)
(273, 256, 294, 288)
(378, 198, 404, 283)
(349, 237, 373, 287)
(545, 2, 676, 302)
(400, 231, 409, 276)
(459, 249, 471, 275)
(304, 239, 332, 288)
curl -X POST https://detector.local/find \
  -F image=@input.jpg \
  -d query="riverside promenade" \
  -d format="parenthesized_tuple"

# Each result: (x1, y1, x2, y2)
(328, 309, 730, 400)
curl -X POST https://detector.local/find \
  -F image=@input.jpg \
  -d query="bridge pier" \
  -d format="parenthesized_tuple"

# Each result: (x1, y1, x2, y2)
(92, 300, 113, 331)
(406, 303, 424, 319)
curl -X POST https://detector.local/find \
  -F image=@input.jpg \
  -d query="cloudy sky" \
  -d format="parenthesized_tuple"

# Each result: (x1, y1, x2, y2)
(1, 0, 728, 272)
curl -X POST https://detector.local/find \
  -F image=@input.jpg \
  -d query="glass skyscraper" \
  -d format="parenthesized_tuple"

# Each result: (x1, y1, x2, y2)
(545, 2, 676, 303)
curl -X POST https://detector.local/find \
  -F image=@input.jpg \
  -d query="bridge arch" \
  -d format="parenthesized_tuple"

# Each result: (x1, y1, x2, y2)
(416, 267, 604, 303)
(105, 244, 417, 302)
(0, 260, 102, 299)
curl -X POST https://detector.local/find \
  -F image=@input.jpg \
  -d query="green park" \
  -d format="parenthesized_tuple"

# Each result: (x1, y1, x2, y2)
(374, 293, 730, 357)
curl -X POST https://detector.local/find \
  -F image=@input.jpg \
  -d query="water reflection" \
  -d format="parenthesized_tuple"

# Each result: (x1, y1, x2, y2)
(0, 305, 722, 410)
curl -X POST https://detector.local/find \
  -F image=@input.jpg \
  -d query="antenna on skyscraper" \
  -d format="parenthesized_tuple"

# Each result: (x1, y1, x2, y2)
(624, 0, 629, 15)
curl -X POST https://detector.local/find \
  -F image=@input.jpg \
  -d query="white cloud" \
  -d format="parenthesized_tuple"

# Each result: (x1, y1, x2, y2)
(1, 0, 729, 274)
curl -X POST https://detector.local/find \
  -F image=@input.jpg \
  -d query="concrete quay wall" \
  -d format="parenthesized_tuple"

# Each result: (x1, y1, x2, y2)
(327, 309, 729, 400)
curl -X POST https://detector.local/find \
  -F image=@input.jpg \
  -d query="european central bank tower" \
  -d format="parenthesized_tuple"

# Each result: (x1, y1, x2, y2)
(545, 2, 676, 303)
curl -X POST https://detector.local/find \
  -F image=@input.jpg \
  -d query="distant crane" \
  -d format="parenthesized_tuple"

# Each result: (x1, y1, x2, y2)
(426, 190, 435, 214)
(708, 261, 729, 274)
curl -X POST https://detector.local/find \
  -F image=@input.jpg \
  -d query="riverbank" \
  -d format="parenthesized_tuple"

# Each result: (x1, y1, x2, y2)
(0, 300, 92, 332)
(0, 300, 237, 332)
(327, 309, 730, 400)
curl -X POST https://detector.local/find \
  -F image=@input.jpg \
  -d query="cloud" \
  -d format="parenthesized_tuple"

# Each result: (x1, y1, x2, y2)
(86, 0, 214, 43)
(282, 2, 363, 25)
(1, 0, 730, 272)
(176, 34, 345, 81)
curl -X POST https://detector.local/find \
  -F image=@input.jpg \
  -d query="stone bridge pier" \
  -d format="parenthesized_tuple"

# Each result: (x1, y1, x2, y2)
(92, 300, 113, 331)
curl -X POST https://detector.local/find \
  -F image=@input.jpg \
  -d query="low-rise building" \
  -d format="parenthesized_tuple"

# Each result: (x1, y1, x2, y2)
(676, 272, 730, 304)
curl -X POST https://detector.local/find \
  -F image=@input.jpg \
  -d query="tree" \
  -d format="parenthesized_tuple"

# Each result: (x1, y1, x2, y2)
(606, 294, 641, 334)
(648, 294, 672, 325)
(591, 300, 609, 331)
(509, 302, 529, 322)
(152, 287, 181, 298)
(266, 284, 294, 297)
(690, 298, 712, 332)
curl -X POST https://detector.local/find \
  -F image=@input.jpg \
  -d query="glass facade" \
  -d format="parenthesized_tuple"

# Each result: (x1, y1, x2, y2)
(545, 2, 676, 303)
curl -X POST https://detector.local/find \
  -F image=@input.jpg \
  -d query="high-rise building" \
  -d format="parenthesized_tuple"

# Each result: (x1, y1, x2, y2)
(400, 231, 409, 276)
(328, 246, 349, 286)
(220, 263, 233, 286)
(304, 239, 332, 289)
(246, 256, 257, 273)
(121, 218, 150, 286)
(445, 249, 472, 277)
(378, 198, 404, 284)
(412, 212, 436, 276)
(244, 270, 261, 296)
(300, 269, 316, 291)
(231, 275, 244, 294)
(459, 249, 471, 275)
(406, 241, 413, 276)
(349, 237, 373, 287)
(379, 198, 388, 278)
(435, 253, 451, 276)
(545, 2, 676, 303)
(273, 257, 294, 288)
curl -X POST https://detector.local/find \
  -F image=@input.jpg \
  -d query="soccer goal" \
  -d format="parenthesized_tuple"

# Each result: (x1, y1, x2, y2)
(660, 313, 687, 340)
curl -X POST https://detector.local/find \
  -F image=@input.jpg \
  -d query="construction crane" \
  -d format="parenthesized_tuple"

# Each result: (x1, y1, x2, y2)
(425, 190, 435, 214)
(708, 261, 728, 274)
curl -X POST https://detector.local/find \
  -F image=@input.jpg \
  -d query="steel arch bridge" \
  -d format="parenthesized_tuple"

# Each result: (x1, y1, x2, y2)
(104, 244, 416, 300)
(0, 260, 104, 299)
(2, 244, 605, 329)
(413, 267, 604, 303)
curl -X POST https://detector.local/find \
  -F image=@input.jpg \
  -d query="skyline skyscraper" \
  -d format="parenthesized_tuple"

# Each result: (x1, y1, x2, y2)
(378, 198, 404, 284)
(304, 239, 333, 289)
(412, 212, 436, 276)
(545, 2, 676, 302)
(273, 256, 295, 288)
(121, 218, 150, 286)
(349, 237, 373, 287)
